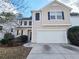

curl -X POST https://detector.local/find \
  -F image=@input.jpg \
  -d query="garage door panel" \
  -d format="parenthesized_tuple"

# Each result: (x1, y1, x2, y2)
(37, 30, 67, 43)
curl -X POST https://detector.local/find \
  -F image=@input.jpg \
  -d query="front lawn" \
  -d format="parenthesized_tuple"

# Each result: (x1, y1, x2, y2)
(0, 46, 32, 59)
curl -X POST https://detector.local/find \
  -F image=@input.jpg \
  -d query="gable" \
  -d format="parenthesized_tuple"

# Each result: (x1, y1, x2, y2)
(41, 0, 72, 11)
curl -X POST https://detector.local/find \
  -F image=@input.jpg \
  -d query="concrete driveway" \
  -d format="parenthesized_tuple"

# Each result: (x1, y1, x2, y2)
(24, 43, 79, 59)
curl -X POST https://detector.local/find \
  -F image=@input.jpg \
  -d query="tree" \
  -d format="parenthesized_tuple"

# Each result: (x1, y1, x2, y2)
(0, 12, 16, 23)
(0, 12, 20, 33)
(0, 0, 30, 33)
(70, 1, 79, 10)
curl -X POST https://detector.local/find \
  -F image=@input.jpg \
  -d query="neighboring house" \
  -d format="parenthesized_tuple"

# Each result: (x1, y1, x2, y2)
(70, 13, 79, 26)
(32, 0, 72, 43)
(16, 17, 32, 41)
(0, 21, 17, 39)
(0, 17, 32, 41)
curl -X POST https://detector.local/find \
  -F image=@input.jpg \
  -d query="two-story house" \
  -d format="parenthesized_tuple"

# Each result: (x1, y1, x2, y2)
(0, 0, 79, 43)
(32, 0, 72, 43)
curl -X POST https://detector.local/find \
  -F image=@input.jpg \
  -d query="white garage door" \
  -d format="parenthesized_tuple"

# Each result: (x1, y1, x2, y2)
(37, 30, 68, 43)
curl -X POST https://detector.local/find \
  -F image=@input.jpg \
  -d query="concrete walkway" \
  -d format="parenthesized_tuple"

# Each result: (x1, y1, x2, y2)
(24, 43, 79, 59)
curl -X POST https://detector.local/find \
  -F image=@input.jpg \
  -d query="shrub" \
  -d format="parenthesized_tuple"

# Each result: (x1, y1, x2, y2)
(15, 35, 28, 44)
(0, 39, 8, 44)
(0, 33, 28, 47)
(19, 35, 28, 43)
(0, 33, 15, 45)
(4, 33, 15, 40)
(67, 26, 79, 46)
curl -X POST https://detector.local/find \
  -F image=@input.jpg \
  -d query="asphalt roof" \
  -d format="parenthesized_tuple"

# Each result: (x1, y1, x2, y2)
(70, 13, 79, 16)
(18, 16, 32, 20)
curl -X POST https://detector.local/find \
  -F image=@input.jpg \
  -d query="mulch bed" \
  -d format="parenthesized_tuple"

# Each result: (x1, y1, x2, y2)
(0, 46, 32, 59)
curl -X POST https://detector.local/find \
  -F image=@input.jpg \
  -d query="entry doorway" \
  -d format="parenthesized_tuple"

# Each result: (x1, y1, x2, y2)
(28, 30, 32, 42)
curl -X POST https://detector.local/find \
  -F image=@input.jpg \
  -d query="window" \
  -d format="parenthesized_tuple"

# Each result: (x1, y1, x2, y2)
(17, 30, 19, 35)
(0, 26, 3, 30)
(24, 21, 27, 25)
(57, 12, 63, 19)
(35, 13, 40, 20)
(11, 28, 13, 32)
(48, 11, 64, 20)
(29, 21, 32, 25)
(21, 30, 23, 35)
(50, 12, 56, 19)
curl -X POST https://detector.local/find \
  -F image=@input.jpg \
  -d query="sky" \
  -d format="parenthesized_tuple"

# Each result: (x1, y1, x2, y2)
(0, 0, 79, 17)
(22, 0, 79, 17)
(0, 0, 18, 14)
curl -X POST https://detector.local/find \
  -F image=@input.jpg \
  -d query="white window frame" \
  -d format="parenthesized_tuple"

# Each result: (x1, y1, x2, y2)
(29, 21, 32, 26)
(50, 11, 63, 20)
(24, 21, 27, 25)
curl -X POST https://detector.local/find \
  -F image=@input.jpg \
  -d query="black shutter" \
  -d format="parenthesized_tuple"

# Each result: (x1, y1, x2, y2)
(36, 13, 40, 20)
(62, 12, 64, 20)
(48, 12, 50, 20)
